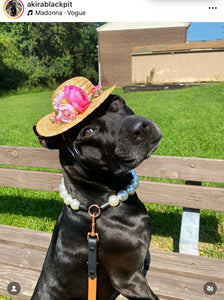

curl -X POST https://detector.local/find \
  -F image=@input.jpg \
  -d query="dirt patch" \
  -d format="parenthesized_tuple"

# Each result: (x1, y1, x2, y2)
(123, 82, 212, 93)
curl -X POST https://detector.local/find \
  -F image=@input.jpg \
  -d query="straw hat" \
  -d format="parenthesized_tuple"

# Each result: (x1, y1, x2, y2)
(36, 77, 116, 137)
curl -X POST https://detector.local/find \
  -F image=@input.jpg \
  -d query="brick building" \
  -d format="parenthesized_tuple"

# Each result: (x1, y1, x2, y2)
(97, 22, 189, 86)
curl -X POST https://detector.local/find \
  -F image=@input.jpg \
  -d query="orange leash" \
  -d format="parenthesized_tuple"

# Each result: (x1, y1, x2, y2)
(87, 205, 101, 300)
(88, 277, 97, 300)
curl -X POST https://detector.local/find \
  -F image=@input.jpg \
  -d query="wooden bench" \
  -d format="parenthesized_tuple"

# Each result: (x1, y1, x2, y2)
(0, 145, 224, 300)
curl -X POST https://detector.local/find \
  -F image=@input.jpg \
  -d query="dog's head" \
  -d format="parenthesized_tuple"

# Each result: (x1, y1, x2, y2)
(34, 95, 162, 178)
(9, 1, 17, 16)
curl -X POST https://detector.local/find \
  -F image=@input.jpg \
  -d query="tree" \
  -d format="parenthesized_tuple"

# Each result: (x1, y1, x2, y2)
(0, 22, 104, 94)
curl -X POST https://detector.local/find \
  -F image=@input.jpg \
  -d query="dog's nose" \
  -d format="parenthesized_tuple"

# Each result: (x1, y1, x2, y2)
(130, 117, 162, 143)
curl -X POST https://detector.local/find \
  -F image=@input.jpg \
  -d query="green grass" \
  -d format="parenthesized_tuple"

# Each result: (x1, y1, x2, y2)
(0, 83, 223, 276)
(0, 91, 52, 147)
(1, 83, 224, 158)
(0, 187, 62, 232)
(121, 83, 224, 159)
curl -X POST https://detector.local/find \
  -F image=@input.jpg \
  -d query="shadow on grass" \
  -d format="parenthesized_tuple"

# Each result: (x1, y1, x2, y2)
(0, 194, 62, 221)
(146, 204, 222, 252)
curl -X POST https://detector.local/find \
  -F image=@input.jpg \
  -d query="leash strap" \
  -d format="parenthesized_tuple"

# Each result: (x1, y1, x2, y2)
(87, 205, 101, 300)
(88, 237, 98, 300)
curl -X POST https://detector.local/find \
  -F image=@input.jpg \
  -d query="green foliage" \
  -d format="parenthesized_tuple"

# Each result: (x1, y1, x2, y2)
(146, 67, 155, 85)
(0, 33, 27, 92)
(0, 23, 103, 95)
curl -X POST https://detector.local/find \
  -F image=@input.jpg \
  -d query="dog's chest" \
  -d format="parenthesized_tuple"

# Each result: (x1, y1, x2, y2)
(57, 203, 150, 256)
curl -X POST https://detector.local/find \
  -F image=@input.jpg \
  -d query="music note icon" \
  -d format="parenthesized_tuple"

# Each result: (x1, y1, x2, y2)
(27, 10, 33, 16)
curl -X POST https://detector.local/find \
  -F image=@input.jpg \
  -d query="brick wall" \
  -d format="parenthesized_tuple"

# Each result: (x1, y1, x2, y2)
(98, 26, 188, 87)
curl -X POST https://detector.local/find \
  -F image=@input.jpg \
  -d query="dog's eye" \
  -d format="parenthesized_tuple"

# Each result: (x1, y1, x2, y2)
(114, 98, 121, 105)
(83, 128, 94, 137)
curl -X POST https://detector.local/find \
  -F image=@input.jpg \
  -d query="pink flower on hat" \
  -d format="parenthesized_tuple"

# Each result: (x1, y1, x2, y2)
(55, 104, 78, 124)
(91, 85, 102, 98)
(64, 85, 90, 113)
(50, 83, 103, 124)
(53, 92, 64, 112)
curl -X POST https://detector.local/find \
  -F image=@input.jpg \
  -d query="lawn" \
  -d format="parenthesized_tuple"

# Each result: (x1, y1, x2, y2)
(0, 83, 223, 158)
(0, 83, 223, 300)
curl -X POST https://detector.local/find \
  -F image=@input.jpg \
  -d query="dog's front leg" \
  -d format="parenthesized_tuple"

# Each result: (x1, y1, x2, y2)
(111, 272, 159, 300)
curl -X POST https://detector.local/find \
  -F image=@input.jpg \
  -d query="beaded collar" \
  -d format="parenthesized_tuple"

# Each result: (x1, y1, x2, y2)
(59, 170, 139, 211)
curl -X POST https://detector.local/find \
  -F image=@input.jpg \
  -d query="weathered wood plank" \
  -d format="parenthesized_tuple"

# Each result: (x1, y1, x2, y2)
(1, 263, 223, 300)
(0, 146, 60, 169)
(0, 264, 39, 300)
(0, 224, 51, 250)
(150, 249, 224, 282)
(136, 155, 224, 183)
(0, 225, 50, 299)
(147, 270, 224, 300)
(138, 181, 224, 212)
(0, 225, 224, 300)
(1, 169, 223, 211)
(1, 146, 224, 183)
(0, 243, 46, 271)
(2, 225, 223, 284)
(0, 168, 62, 191)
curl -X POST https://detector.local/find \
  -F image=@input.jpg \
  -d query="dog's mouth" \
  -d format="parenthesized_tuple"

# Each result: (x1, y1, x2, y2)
(114, 129, 162, 174)
(146, 137, 161, 158)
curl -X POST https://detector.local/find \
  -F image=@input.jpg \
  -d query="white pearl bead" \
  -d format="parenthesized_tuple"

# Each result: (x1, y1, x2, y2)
(108, 195, 120, 207)
(60, 189, 68, 199)
(126, 185, 135, 195)
(59, 183, 65, 192)
(71, 199, 80, 210)
(64, 194, 72, 205)
(117, 190, 129, 201)
(59, 174, 140, 211)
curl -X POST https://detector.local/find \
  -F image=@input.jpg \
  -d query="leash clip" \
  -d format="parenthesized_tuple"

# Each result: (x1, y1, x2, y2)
(87, 204, 101, 242)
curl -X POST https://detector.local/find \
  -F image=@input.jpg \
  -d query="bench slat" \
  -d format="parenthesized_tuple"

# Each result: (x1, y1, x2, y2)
(0, 168, 62, 191)
(1, 169, 223, 212)
(1, 146, 224, 183)
(0, 264, 39, 300)
(0, 243, 45, 272)
(147, 269, 224, 300)
(0, 146, 60, 169)
(0, 224, 51, 250)
(1, 225, 223, 281)
(150, 249, 224, 282)
(136, 155, 224, 183)
(1, 225, 224, 300)
(139, 181, 224, 212)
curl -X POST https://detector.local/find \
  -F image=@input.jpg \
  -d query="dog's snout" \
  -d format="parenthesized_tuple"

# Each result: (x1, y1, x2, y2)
(132, 120, 150, 140)
(129, 117, 162, 144)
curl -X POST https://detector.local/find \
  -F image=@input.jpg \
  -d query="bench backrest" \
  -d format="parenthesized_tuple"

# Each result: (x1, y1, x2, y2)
(0, 145, 223, 212)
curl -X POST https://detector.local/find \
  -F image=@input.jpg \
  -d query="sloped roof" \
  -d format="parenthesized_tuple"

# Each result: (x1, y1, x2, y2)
(132, 40, 224, 55)
(97, 22, 189, 32)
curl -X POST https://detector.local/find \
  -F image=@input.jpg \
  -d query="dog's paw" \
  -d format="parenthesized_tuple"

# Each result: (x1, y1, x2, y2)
(114, 295, 129, 300)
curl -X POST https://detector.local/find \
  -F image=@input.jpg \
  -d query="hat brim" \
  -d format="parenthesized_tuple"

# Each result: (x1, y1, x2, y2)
(36, 77, 116, 137)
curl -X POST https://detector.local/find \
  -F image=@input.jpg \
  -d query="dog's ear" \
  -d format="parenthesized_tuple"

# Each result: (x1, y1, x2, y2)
(33, 125, 63, 149)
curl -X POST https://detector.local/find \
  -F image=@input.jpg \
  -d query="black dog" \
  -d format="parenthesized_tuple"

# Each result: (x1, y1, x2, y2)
(32, 94, 162, 300)
(9, 1, 17, 16)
